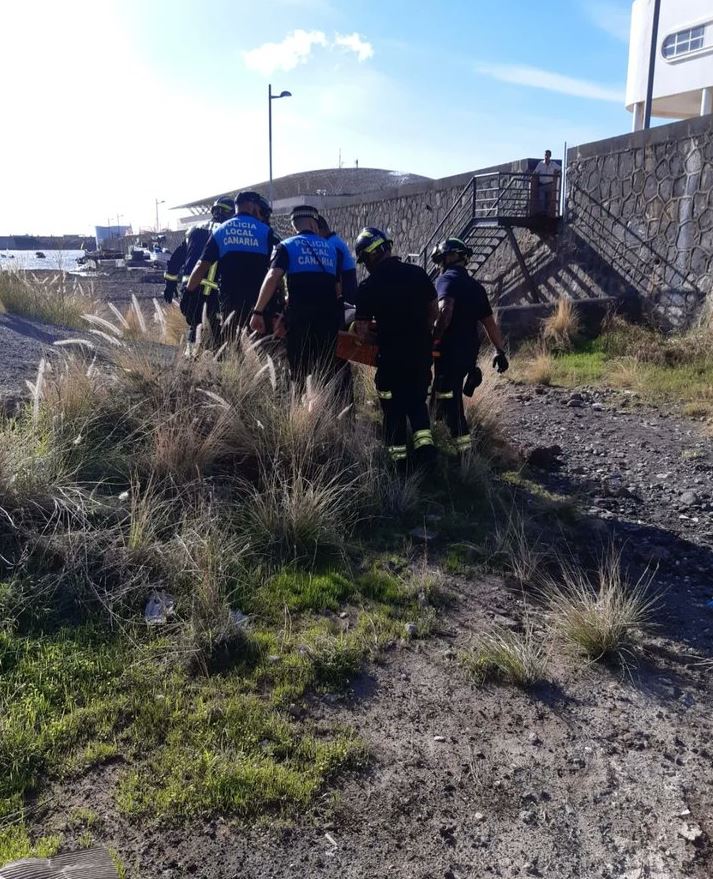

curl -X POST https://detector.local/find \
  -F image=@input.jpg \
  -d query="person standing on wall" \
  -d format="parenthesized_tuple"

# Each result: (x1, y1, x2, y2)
(353, 226, 437, 468)
(162, 196, 235, 345)
(431, 237, 509, 454)
(186, 191, 279, 342)
(250, 204, 342, 385)
(532, 150, 561, 216)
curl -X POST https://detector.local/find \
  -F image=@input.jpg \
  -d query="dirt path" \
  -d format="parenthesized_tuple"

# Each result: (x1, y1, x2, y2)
(31, 386, 713, 879)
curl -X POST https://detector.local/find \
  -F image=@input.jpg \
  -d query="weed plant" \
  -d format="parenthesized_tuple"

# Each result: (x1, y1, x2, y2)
(0, 317, 509, 858)
(0, 271, 96, 329)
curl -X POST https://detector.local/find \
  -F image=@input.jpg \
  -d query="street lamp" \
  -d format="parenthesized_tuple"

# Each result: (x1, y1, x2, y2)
(268, 83, 292, 207)
(155, 198, 166, 232)
(643, 0, 662, 130)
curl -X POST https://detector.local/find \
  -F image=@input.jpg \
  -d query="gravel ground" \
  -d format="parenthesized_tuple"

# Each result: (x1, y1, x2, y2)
(23, 383, 713, 879)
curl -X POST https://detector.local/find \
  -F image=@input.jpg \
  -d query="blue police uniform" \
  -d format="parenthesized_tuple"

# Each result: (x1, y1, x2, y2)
(270, 231, 342, 381)
(327, 232, 357, 305)
(201, 213, 280, 330)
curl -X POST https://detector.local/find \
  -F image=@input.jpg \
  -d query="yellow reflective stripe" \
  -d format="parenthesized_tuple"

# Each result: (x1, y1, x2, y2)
(455, 434, 472, 449)
(163, 272, 179, 281)
(387, 445, 408, 460)
(435, 391, 454, 399)
(377, 390, 393, 400)
(413, 429, 434, 449)
(201, 263, 219, 295)
(364, 237, 386, 254)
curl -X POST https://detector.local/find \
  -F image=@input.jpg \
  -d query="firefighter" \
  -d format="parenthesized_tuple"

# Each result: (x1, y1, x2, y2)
(162, 196, 235, 343)
(353, 227, 437, 467)
(186, 191, 278, 342)
(431, 237, 509, 453)
(250, 204, 341, 385)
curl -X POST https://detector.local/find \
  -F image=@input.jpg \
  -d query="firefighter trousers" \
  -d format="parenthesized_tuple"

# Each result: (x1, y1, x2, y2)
(433, 357, 471, 453)
(376, 362, 435, 464)
(286, 309, 340, 388)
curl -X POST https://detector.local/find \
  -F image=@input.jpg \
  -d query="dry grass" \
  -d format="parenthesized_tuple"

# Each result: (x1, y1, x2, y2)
(0, 271, 96, 328)
(542, 549, 656, 662)
(466, 620, 550, 687)
(520, 347, 554, 386)
(542, 297, 581, 352)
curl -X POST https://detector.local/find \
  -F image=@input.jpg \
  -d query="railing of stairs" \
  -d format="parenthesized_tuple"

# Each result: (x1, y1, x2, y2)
(419, 171, 538, 269)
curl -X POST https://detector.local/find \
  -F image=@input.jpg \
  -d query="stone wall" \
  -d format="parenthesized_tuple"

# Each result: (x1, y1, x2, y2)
(458, 116, 713, 327)
(279, 158, 539, 264)
(295, 116, 713, 329)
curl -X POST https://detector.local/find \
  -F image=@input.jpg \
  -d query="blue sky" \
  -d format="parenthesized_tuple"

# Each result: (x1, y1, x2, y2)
(1, 0, 635, 234)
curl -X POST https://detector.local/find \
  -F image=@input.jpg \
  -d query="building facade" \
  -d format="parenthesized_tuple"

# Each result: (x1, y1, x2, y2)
(626, 0, 713, 130)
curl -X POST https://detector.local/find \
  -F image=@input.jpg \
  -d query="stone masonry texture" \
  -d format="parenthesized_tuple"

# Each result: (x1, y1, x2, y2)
(273, 116, 712, 329)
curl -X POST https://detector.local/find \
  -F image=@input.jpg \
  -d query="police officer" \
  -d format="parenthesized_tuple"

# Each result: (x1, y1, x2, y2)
(163, 196, 235, 342)
(186, 191, 278, 340)
(317, 214, 357, 304)
(250, 204, 341, 385)
(431, 237, 509, 453)
(353, 227, 437, 467)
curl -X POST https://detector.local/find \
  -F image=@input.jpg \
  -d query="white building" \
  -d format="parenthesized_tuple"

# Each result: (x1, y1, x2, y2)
(626, 0, 713, 130)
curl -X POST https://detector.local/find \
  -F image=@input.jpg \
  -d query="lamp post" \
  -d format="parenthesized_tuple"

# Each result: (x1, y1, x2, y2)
(643, 0, 662, 130)
(155, 198, 166, 232)
(268, 83, 292, 207)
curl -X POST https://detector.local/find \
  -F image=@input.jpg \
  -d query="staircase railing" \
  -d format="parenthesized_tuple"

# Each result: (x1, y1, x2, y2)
(419, 171, 559, 268)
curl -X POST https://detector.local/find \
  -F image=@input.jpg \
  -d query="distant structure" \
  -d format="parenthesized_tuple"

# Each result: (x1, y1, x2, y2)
(626, 0, 713, 130)
(95, 225, 132, 248)
(173, 167, 431, 230)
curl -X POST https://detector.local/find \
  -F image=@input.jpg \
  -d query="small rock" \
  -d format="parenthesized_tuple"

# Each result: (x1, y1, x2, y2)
(474, 811, 485, 822)
(527, 444, 563, 470)
(404, 622, 418, 639)
(433, 735, 446, 743)
(339, 611, 348, 619)
(591, 402, 604, 411)
(566, 398, 584, 408)
(678, 823, 703, 844)
(679, 490, 699, 509)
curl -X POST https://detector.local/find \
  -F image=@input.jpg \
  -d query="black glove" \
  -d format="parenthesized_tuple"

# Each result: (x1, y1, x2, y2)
(493, 350, 509, 373)
(163, 280, 177, 304)
(179, 283, 200, 323)
(463, 366, 483, 397)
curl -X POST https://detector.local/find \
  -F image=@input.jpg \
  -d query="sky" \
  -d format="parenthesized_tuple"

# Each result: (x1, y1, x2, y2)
(0, 0, 637, 235)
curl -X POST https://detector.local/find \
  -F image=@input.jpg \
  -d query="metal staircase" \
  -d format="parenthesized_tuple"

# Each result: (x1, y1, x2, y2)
(419, 170, 561, 301)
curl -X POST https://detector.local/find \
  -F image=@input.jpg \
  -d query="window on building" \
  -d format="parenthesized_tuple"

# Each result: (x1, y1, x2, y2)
(662, 25, 707, 59)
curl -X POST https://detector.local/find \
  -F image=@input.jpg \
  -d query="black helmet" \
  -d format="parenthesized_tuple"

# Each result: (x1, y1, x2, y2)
(236, 190, 271, 218)
(211, 196, 235, 219)
(290, 204, 320, 222)
(431, 237, 473, 264)
(355, 227, 393, 263)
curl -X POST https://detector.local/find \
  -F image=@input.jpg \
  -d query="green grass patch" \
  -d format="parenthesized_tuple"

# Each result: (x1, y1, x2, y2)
(0, 559, 435, 838)
(515, 321, 713, 410)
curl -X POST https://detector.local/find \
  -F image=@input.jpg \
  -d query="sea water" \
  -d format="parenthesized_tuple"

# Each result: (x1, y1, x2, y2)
(0, 250, 86, 272)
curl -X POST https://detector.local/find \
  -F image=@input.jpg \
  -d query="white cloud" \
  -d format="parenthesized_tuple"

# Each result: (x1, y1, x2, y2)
(243, 29, 328, 75)
(243, 30, 374, 75)
(476, 62, 624, 103)
(334, 32, 374, 62)
(584, 1, 631, 43)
